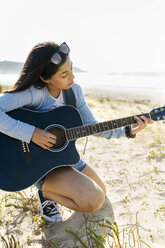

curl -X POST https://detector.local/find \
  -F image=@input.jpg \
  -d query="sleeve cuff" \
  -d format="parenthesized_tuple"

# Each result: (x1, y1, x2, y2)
(125, 126, 136, 139)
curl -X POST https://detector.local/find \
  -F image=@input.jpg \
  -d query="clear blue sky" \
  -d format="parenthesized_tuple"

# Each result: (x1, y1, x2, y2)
(0, 0, 165, 73)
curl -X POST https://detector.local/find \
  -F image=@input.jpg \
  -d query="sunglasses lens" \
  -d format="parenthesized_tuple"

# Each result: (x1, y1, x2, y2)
(50, 42, 69, 65)
(59, 43, 69, 54)
(51, 53, 61, 64)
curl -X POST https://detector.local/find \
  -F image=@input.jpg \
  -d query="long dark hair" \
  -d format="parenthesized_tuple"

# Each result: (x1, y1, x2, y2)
(8, 41, 68, 93)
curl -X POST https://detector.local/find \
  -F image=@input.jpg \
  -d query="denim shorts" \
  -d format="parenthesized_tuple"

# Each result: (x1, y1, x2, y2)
(34, 159, 87, 191)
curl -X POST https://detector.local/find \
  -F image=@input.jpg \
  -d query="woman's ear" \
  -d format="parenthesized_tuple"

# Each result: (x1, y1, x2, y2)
(40, 76, 49, 83)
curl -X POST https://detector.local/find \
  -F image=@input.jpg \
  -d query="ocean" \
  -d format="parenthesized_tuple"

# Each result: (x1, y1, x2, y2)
(1, 72, 165, 89)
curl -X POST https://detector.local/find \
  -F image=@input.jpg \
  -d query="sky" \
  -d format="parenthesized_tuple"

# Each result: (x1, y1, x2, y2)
(0, 0, 165, 73)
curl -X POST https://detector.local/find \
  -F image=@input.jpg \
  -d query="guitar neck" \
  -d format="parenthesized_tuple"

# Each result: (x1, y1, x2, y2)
(65, 112, 150, 141)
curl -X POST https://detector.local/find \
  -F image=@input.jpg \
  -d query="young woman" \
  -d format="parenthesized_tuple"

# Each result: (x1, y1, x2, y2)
(0, 41, 152, 222)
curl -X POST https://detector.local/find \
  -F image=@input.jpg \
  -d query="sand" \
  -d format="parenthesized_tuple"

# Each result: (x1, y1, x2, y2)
(0, 87, 165, 247)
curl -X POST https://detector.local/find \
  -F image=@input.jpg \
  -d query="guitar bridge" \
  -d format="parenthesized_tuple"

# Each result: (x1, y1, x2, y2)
(21, 141, 32, 162)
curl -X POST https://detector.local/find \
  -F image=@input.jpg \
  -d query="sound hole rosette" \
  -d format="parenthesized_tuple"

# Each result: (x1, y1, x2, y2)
(44, 124, 68, 152)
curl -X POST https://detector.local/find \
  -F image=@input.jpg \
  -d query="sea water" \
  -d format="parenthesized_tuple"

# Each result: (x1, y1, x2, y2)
(1, 72, 165, 90)
(0, 72, 165, 101)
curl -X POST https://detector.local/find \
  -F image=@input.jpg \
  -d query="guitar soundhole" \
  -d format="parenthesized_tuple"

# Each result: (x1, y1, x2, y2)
(46, 126, 67, 151)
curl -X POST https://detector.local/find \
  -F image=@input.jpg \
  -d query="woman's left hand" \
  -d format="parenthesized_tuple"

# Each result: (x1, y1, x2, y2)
(130, 113, 153, 135)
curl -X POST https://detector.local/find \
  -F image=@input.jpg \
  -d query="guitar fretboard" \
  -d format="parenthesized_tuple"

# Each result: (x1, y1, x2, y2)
(65, 113, 150, 141)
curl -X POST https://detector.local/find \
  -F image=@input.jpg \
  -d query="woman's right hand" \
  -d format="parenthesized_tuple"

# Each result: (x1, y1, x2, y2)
(31, 128, 56, 149)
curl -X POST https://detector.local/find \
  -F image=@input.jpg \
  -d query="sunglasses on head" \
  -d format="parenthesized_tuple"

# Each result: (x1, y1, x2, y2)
(50, 42, 70, 65)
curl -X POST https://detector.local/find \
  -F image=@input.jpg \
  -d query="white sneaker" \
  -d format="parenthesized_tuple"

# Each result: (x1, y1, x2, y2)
(37, 190, 63, 223)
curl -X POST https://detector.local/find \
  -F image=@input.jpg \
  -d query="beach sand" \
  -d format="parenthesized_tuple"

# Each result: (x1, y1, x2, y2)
(0, 87, 165, 247)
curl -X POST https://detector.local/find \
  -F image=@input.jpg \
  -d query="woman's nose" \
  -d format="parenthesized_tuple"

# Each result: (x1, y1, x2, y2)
(70, 71, 75, 80)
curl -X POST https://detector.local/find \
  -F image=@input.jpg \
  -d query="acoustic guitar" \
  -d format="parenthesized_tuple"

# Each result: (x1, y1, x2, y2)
(0, 105, 164, 191)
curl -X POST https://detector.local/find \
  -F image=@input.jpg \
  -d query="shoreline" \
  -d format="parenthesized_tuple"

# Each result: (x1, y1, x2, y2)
(82, 86, 165, 104)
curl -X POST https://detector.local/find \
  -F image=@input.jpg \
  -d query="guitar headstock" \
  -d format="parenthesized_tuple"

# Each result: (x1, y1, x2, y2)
(150, 106, 165, 121)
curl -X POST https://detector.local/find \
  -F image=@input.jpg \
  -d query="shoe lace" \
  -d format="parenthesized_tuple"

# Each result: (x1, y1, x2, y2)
(41, 200, 60, 215)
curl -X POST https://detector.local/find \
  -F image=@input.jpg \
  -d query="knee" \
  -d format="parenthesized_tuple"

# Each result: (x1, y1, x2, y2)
(82, 189, 105, 213)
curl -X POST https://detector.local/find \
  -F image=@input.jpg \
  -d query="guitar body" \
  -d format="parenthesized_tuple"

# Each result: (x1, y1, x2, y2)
(0, 106, 82, 192)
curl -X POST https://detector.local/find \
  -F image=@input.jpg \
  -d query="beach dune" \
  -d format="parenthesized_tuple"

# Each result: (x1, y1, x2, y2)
(0, 87, 165, 247)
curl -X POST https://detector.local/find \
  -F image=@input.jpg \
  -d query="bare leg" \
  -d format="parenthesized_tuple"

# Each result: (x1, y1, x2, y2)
(81, 165, 106, 196)
(42, 166, 105, 213)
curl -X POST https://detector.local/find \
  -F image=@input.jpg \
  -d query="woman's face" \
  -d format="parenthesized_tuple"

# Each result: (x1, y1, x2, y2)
(46, 56, 75, 93)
